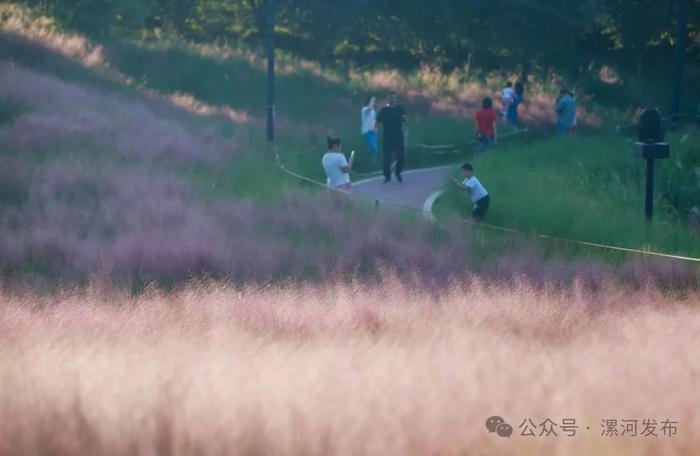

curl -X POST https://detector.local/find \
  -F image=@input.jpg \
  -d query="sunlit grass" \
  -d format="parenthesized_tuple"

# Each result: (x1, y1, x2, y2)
(435, 131, 700, 257)
(0, 3, 104, 66)
(1, 280, 699, 455)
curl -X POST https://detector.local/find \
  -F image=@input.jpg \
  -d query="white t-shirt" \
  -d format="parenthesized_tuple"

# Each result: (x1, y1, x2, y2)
(322, 152, 350, 188)
(502, 87, 514, 103)
(463, 176, 488, 202)
(361, 106, 376, 134)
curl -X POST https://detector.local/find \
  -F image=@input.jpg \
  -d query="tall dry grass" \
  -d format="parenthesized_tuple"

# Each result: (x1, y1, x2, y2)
(0, 3, 104, 66)
(1, 279, 699, 455)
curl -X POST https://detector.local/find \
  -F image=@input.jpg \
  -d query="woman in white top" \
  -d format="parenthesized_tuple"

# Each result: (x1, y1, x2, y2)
(322, 136, 354, 191)
(361, 96, 378, 163)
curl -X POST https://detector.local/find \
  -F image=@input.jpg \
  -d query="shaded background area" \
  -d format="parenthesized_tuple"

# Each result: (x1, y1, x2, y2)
(9, 0, 700, 113)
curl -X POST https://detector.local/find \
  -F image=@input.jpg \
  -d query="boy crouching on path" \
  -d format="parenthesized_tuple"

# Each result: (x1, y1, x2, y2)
(451, 163, 490, 221)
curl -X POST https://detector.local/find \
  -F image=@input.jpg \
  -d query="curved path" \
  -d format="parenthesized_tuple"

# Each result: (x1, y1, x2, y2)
(352, 165, 454, 220)
(347, 162, 700, 263)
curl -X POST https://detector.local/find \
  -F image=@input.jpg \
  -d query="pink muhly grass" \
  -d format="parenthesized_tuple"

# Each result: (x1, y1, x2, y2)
(0, 157, 696, 288)
(0, 280, 698, 455)
(0, 56, 697, 289)
(0, 60, 241, 164)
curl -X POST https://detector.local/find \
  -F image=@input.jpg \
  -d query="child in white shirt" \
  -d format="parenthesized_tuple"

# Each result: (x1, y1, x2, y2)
(451, 163, 490, 220)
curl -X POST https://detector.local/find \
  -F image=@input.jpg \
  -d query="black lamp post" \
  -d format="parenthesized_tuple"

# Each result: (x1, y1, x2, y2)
(635, 143, 669, 221)
(635, 110, 669, 222)
(266, 0, 276, 143)
(634, 0, 687, 223)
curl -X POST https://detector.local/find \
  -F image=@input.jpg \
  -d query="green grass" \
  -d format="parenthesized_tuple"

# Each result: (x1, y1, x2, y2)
(2, 22, 698, 262)
(434, 130, 700, 258)
(101, 39, 475, 181)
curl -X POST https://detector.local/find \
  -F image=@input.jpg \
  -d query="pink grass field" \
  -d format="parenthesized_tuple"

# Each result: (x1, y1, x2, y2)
(0, 56, 696, 290)
(1, 30, 699, 455)
(1, 280, 699, 455)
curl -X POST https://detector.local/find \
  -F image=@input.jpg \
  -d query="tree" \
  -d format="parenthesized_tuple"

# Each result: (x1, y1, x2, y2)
(599, 0, 674, 76)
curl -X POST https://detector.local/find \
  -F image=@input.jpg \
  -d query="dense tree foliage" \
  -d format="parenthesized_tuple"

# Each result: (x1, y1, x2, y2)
(18, 0, 700, 79)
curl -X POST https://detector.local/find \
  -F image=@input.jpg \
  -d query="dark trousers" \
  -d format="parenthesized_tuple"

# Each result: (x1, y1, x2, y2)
(472, 195, 490, 220)
(383, 138, 405, 180)
(475, 133, 495, 153)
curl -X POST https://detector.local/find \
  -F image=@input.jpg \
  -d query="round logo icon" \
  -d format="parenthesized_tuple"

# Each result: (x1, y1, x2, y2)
(496, 423, 513, 438)
(485, 416, 505, 433)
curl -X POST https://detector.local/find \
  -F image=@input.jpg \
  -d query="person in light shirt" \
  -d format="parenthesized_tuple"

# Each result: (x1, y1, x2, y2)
(501, 81, 514, 120)
(361, 96, 378, 163)
(322, 136, 353, 191)
(451, 163, 490, 220)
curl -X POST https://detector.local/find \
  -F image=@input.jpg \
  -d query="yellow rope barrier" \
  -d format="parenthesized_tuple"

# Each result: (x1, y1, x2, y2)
(274, 147, 700, 264)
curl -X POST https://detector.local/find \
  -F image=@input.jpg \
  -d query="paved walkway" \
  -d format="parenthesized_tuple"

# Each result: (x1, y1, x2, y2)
(352, 165, 455, 217)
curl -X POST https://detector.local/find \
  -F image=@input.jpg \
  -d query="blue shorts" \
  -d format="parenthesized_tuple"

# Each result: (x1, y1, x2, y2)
(363, 131, 378, 161)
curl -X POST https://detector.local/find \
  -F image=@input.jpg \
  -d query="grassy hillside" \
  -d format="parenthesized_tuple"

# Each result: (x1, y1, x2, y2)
(0, 3, 602, 180)
(435, 131, 700, 258)
(0, 5, 698, 289)
(2, 7, 700, 456)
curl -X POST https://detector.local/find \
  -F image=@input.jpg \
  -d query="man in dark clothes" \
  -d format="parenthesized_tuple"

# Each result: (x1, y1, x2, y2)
(376, 91, 407, 183)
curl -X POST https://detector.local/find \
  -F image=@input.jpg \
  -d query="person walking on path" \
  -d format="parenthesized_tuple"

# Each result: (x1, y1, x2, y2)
(322, 136, 354, 191)
(507, 81, 525, 127)
(361, 96, 378, 163)
(475, 97, 498, 153)
(555, 89, 576, 136)
(376, 91, 407, 183)
(451, 163, 490, 221)
(501, 81, 514, 121)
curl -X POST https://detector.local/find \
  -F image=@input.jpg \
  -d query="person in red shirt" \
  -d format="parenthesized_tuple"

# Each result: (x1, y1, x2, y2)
(475, 97, 498, 153)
